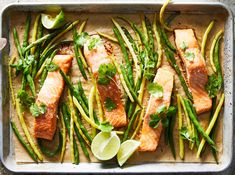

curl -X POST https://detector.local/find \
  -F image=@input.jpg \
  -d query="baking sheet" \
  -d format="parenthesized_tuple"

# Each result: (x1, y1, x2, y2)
(9, 11, 225, 163)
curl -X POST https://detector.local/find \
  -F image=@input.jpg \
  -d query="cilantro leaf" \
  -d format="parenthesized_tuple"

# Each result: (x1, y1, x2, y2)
(76, 32, 89, 48)
(17, 89, 35, 108)
(147, 83, 163, 98)
(98, 63, 116, 85)
(205, 74, 222, 98)
(99, 121, 114, 132)
(149, 105, 177, 129)
(47, 62, 59, 72)
(180, 41, 188, 51)
(104, 97, 117, 112)
(157, 104, 167, 114)
(180, 126, 194, 142)
(30, 103, 47, 117)
(149, 113, 161, 128)
(88, 37, 102, 50)
(184, 51, 195, 61)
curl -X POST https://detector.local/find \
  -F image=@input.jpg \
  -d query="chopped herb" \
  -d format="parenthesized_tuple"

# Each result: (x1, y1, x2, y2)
(88, 37, 102, 50)
(149, 113, 161, 128)
(97, 63, 116, 85)
(104, 97, 117, 112)
(46, 62, 59, 72)
(76, 32, 89, 48)
(99, 121, 114, 132)
(147, 83, 163, 99)
(17, 89, 34, 108)
(149, 105, 177, 129)
(180, 41, 188, 51)
(157, 104, 167, 114)
(30, 103, 47, 117)
(184, 51, 195, 61)
(180, 126, 194, 142)
(205, 74, 222, 98)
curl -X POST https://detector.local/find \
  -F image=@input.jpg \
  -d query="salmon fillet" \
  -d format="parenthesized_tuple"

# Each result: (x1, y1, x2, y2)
(34, 55, 73, 140)
(84, 35, 127, 127)
(174, 29, 212, 114)
(139, 68, 174, 151)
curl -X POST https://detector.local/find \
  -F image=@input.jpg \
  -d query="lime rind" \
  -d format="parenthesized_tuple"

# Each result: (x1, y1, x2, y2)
(117, 140, 140, 166)
(41, 10, 65, 29)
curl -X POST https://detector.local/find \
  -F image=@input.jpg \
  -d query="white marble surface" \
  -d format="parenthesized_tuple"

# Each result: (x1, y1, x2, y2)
(0, 0, 234, 174)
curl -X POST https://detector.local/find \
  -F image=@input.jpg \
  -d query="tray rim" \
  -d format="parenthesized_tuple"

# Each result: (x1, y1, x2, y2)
(0, 1, 233, 173)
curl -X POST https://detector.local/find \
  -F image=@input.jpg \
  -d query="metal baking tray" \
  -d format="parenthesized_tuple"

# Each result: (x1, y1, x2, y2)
(0, 1, 233, 173)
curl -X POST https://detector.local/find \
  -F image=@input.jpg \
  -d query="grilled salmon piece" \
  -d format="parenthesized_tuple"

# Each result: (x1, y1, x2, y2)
(34, 55, 73, 140)
(139, 68, 174, 151)
(84, 35, 127, 127)
(174, 29, 212, 114)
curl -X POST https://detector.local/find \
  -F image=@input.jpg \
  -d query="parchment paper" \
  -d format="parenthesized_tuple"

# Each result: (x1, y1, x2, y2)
(9, 11, 225, 164)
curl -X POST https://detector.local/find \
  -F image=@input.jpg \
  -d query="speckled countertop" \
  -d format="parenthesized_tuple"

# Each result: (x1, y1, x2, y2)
(0, 0, 234, 174)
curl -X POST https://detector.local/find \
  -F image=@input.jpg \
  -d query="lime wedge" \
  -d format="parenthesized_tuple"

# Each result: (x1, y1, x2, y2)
(91, 131, 120, 161)
(117, 140, 140, 166)
(41, 10, 65, 29)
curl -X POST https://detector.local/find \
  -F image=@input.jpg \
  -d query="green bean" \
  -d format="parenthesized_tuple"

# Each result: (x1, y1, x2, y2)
(112, 19, 140, 74)
(144, 16, 155, 54)
(160, 27, 176, 52)
(78, 20, 88, 68)
(23, 14, 31, 49)
(123, 109, 141, 142)
(73, 28, 87, 80)
(113, 27, 134, 87)
(210, 30, 223, 72)
(77, 80, 88, 107)
(13, 28, 23, 59)
(120, 65, 142, 107)
(9, 57, 16, 107)
(11, 122, 38, 162)
(184, 99, 216, 150)
(74, 122, 90, 160)
(121, 27, 139, 57)
(37, 132, 62, 157)
(42, 20, 80, 55)
(26, 74, 36, 97)
(197, 94, 224, 158)
(37, 40, 72, 71)
(214, 35, 223, 87)
(131, 108, 145, 139)
(153, 14, 163, 68)
(59, 111, 66, 163)
(21, 74, 27, 90)
(24, 32, 59, 53)
(88, 86, 96, 137)
(97, 31, 119, 43)
(61, 104, 79, 164)
(36, 49, 58, 79)
(31, 14, 40, 55)
(39, 68, 48, 87)
(59, 69, 89, 115)
(117, 16, 142, 50)
(160, 0, 173, 32)
(165, 49, 193, 101)
(15, 98, 43, 161)
(209, 97, 219, 163)
(177, 95, 184, 160)
(201, 20, 215, 58)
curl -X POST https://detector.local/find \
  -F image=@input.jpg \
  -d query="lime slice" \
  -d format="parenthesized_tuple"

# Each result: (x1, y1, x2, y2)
(41, 10, 65, 29)
(117, 140, 140, 166)
(91, 131, 120, 161)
